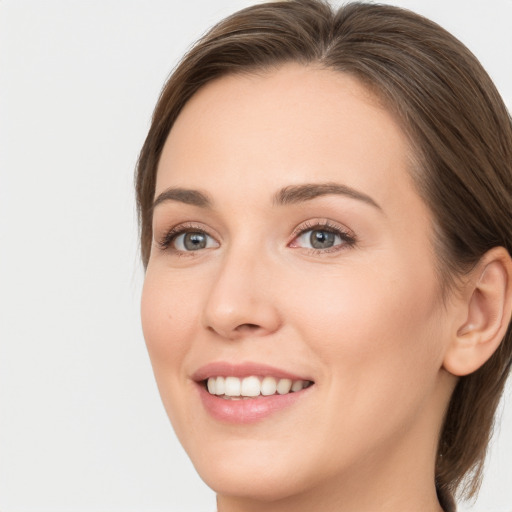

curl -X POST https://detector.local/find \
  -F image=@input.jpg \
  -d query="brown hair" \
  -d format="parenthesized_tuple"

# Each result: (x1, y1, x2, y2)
(135, 0, 512, 507)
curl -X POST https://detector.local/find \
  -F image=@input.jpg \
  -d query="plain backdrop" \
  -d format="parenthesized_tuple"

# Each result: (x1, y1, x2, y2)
(1, 1, 511, 511)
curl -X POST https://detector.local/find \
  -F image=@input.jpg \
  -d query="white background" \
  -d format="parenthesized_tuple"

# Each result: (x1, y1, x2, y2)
(1, 1, 511, 511)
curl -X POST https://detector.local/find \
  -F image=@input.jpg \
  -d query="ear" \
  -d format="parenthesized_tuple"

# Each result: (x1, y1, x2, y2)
(443, 247, 512, 377)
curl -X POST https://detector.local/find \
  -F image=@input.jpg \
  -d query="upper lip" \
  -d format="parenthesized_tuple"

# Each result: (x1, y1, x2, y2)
(191, 361, 314, 383)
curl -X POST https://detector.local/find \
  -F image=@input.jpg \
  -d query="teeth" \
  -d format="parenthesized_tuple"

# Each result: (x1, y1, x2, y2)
(241, 376, 260, 397)
(261, 376, 277, 396)
(291, 380, 303, 392)
(224, 376, 241, 397)
(214, 376, 225, 396)
(206, 376, 311, 398)
(276, 378, 292, 394)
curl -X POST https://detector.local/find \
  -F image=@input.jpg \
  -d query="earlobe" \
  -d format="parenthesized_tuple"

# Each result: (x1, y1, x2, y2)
(443, 247, 512, 377)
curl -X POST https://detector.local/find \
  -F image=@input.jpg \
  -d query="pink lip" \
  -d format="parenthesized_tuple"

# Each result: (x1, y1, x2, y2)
(191, 361, 312, 381)
(196, 383, 313, 424)
(191, 361, 314, 424)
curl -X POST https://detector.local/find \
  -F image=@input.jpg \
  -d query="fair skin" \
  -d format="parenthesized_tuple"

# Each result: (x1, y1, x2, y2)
(141, 64, 511, 512)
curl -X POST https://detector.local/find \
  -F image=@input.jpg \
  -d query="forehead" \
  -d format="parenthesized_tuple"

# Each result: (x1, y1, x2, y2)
(155, 63, 416, 213)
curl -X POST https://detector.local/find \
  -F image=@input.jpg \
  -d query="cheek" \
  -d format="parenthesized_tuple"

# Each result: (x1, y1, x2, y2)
(140, 268, 200, 387)
(287, 259, 446, 431)
(140, 266, 213, 444)
(291, 257, 442, 347)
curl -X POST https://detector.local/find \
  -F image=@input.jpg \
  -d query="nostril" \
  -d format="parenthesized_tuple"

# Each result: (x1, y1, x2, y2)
(207, 323, 262, 338)
(235, 323, 261, 332)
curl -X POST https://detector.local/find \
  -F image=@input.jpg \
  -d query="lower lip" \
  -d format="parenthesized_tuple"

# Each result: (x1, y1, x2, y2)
(196, 383, 312, 424)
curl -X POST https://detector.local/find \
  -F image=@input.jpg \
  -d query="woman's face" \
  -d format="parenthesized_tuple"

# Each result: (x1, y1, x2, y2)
(141, 64, 455, 504)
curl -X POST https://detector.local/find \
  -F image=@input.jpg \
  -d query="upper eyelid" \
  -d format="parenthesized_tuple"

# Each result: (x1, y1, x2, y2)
(161, 221, 217, 236)
(160, 219, 350, 236)
(155, 222, 219, 248)
(290, 219, 354, 238)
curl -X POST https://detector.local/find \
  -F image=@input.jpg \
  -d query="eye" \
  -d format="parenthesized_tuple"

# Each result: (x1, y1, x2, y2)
(289, 221, 356, 253)
(157, 224, 220, 253)
(295, 228, 343, 250)
(173, 231, 218, 251)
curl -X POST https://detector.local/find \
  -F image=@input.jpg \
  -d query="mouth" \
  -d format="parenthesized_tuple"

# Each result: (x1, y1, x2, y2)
(203, 375, 314, 399)
(192, 362, 315, 423)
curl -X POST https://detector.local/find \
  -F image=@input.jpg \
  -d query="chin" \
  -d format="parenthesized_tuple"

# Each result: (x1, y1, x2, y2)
(180, 427, 343, 504)
(196, 455, 311, 502)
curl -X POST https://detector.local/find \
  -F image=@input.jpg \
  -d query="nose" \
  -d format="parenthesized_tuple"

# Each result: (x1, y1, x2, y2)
(202, 248, 282, 340)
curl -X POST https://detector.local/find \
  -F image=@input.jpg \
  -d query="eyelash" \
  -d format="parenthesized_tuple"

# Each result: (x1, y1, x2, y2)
(290, 220, 357, 255)
(157, 222, 210, 254)
(156, 220, 357, 256)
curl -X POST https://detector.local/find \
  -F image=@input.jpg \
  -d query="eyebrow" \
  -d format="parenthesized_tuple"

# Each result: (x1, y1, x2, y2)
(272, 182, 382, 210)
(152, 188, 212, 210)
(152, 182, 382, 212)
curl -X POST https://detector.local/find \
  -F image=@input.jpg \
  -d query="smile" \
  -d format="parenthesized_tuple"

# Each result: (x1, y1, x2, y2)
(193, 363, 315, 423)
(206, 375, 313, 398)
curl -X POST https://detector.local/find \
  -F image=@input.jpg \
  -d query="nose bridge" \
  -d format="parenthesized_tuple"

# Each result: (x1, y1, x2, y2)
(202, 237, 281, 339)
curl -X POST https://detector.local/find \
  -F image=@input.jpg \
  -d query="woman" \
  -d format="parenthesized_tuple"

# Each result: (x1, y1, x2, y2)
(135, 1, 512, 510)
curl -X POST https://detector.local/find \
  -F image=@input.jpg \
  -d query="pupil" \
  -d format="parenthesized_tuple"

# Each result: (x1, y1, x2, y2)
(184, 232, 207, 250)
(310, 230, 335, 249)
